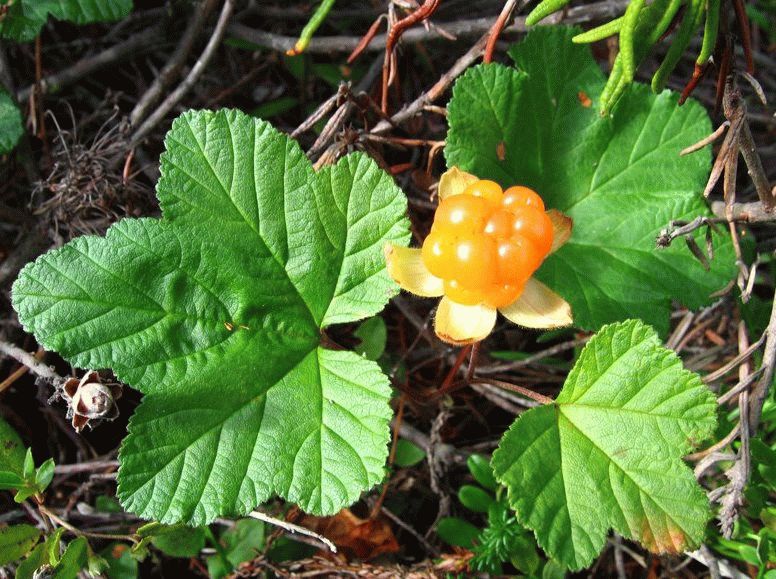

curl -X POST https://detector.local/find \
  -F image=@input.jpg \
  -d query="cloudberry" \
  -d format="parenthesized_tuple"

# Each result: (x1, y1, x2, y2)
(422, 180, 553, 308)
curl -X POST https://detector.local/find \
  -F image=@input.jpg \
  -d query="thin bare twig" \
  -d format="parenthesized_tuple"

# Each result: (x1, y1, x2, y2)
(248, 510, 337, 553)
(130, 0, 234, 146)
(130, 0, 219, 127)
(0, 341, 62, 385)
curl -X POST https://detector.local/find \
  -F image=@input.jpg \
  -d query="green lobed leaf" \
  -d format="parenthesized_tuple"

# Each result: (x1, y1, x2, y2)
(0, 0, 132, 42)
(0, 90, 23, 154)
(0, 524, 41, 566)
(12, 109, 410, 524)
(445, 26, 735, 334)
(492, 319, 717, 569)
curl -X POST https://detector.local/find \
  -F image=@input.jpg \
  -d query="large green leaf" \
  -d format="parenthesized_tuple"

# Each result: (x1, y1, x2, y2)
(12, 109, 410, 524)
(446, 27, 734, 333)
(0, 0, 132, 42)
(0, 90, 23, 153)
(492, 319, 717, 570)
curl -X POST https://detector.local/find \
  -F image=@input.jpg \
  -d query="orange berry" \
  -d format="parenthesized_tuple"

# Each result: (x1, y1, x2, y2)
(444, 279, 485, 305)
(503, 186, 545, 211)
(421, 231, 458, 279)
(496, 238, 543, 285)
(483, 282, 525, 308)
(433, 195, 489, 235)
(463, 180, 503, 206)
(483, 209, 514, 238)
(510, 207, 554, 256)
(450, 234, 497, 285)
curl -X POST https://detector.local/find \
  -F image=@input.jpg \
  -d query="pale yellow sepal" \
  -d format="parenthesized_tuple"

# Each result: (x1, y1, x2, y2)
(384, 244, 444, 297)
(499, 278, 573, 329)
(547, 209, 573, 254)
(435, 297, 497, 345)
(438, 167, 478, 201)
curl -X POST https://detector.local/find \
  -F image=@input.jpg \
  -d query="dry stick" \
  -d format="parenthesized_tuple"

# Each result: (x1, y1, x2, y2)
(38, 505, 137, 544)
(703, 332, 765, 383)
(711, 200, 776, 223)
(680, 121, 729, 156)
(0, 341, 61, 385)
(228, 0, 629, 56)
(130, 0, 219, 127)
(739, 121, 775, 211)
(248, 510, 336, 553)
(17, 25, 165, 102)
(381, 0, 441, 113)
(748, 285, 776, 434)
(483, 0, 522, 63)
(130, 0, 235, 146)
(469, 377, 553, 405)
(478, 337, 589, 374)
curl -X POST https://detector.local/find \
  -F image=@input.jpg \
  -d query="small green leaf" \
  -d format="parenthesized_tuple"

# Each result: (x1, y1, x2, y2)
(467, 454, 497, 492)
(22, 449, 34, 480)
(151, 525, 206, 558)
(0, 417, 25, 477)
(0, 91, 23, 153)
(436, 517, 480, 548)
(45, 528, 66, 566)
(0, 471, 24, 490)
(95, 496, 124, 513)
(35, 459, 55, 491)
(0, 524, 41, 565)
(101, 543, 138, 579)
(0, 0, 132, 43)
(15, 542, 51, 579)
(458, 485, 495, 513)
(492, 320, 717, 569)
(354, 316, 387, 361)
(52, 537, 89, 579)
(206, 519, 264, 579)
(12, 109, 410, 524)
(393, 439, 426, 468)
(445, 27, 734, 333)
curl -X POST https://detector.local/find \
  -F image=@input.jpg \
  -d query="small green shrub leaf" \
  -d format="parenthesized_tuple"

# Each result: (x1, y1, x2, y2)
(393, 439, 426, 468)
(0, 0, 132, 42)
(467, 453, 498, 491)
(0, 416, 25, 477)
(12, 109, 410, 524)
(0, 91, 23, 153)
(436, 517, 481, 548)
(446, 26, 734, 333)
(492, 319, 717, 569)
(0, 524, 41, 566)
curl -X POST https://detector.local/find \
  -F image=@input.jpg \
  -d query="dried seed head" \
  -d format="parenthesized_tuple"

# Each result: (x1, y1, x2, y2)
(56, 370, 121, 432)
(72, 382, 115, 418)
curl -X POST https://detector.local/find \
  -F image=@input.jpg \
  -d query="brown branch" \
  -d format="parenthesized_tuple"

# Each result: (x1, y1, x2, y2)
(484, 0, 522, 63)
(130, 0, 234, 146)
(748, 285, 776, 434)
(710, 200, 776, 222)
(17, 25, 165, 102)
(469, 377, 553, 405)
(382, 0, 442, 113)
(130, 0, 219, 127)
